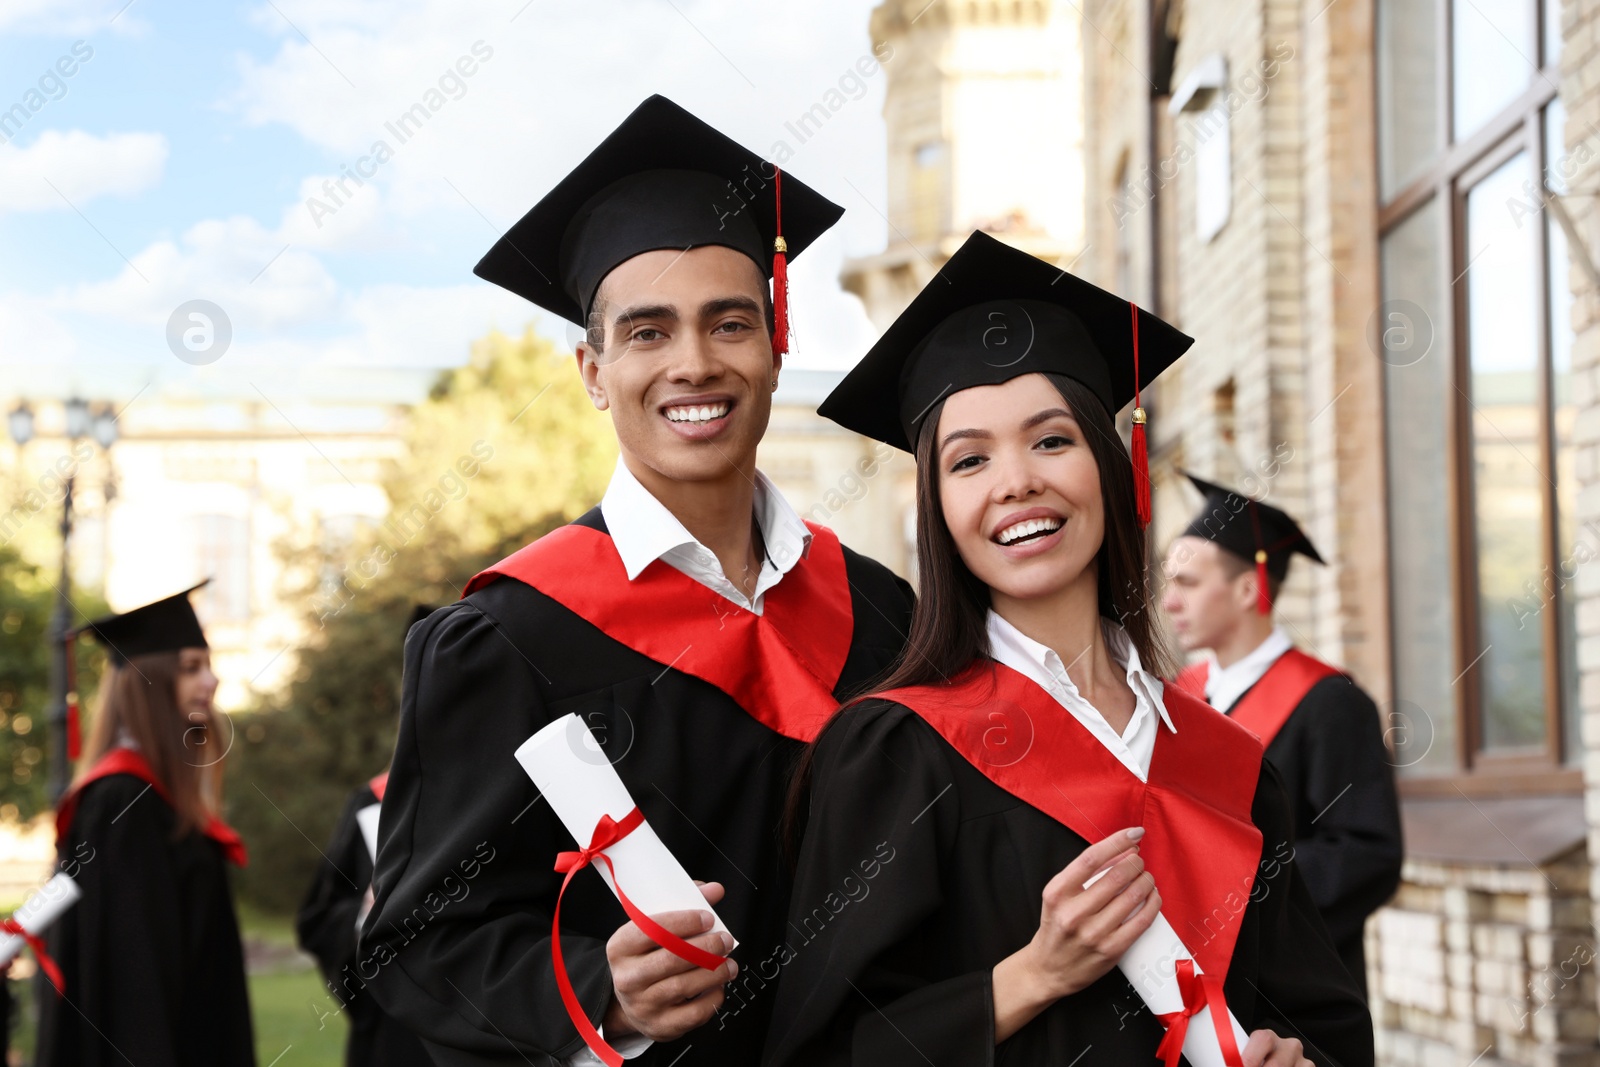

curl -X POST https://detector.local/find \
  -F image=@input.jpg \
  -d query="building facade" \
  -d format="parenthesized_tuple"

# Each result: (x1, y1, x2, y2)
(1077, 0, 1600, 1059)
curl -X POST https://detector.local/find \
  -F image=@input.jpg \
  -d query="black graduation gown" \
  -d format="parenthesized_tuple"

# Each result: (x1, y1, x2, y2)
(296, 782, 434, 1067)
(362, 509, 914, 1066)
(762, 699, 1375, 1067)
(36, 772, 256, 1067)
(1244, 675, 1403, 1000)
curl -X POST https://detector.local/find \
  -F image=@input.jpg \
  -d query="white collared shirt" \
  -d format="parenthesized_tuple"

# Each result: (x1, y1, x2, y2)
(599, 458, 813, 616)
(1204, 627, 1293, 712)
(985, 610, 1175, 781)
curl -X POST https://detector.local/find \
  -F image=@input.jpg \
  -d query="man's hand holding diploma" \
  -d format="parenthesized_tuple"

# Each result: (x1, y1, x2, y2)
(602, 881, 740, 1042)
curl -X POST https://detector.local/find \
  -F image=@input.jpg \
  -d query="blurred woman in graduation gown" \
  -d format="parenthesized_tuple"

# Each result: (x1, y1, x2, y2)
(763, 233, 1374, 1067)
(38, 581, 256, 1067)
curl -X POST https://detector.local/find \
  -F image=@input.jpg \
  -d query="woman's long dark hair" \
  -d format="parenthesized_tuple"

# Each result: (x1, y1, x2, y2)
(784, 373, 1174, 857)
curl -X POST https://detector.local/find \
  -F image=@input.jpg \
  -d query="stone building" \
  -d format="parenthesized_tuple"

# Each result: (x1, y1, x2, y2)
(841, 0, 1092, 579)
(1074, 0, 1600, 1058)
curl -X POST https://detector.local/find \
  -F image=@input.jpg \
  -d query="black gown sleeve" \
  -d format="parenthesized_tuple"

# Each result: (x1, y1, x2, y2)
(1280, 678, 1403, 947)
(63, 777, 191, 1064)
(362, 600, 612, 1063)
(295, 787, 373, 995)
(1241, 761, 1376, 1067)
(764, 701, 996, 1067)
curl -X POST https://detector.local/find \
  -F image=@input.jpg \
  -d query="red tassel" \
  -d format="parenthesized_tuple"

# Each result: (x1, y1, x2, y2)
(1247, 504, 1273, 614)
(771, 167, 789, 356)
(1255, 550, 1273, 615)
(1132, 412, 1151, 528)
(65, 632, 80, 760)
(1129, 303, 1150, 528)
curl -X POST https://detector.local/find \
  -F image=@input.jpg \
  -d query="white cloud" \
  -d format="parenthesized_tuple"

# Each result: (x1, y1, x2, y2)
(11, 0, 890, 371)
(0, 129, 166, 211)
(222, 0, 890, 367)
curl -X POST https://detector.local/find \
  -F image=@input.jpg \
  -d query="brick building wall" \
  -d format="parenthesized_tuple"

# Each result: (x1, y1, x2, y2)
(1082, 0, 1600, 1059)
(1571, 0, 1600, 1057)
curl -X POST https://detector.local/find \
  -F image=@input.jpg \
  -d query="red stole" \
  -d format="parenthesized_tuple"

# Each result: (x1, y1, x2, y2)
(463, 521, 854, 742)
(369, 771, 388, 802)
(1174, 650, 1342, 748)
(57, 748, 248, 867)
(881, 662, 1263, 982)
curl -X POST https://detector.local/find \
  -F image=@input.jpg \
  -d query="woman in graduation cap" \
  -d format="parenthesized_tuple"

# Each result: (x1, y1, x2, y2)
(37, 581, 256, 1067)
(762, 232, 1373, 1067)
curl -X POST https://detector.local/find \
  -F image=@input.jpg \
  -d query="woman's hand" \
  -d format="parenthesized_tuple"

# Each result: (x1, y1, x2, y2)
(991, 827, 1160, 1042)
(1241, 1029, 1313, 1066)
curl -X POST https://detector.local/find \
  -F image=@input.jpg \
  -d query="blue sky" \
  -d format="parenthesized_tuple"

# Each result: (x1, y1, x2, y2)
(0, 0, 890, 386)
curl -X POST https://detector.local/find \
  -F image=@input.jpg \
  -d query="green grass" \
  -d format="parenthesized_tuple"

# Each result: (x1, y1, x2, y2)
(239, 906, 348, 1067)
(0, 908, 351, 1065)
(249, 969, 346, 1067)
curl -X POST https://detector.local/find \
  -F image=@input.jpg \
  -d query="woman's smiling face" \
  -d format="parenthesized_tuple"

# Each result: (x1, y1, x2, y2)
(935, 372, 1105, 604)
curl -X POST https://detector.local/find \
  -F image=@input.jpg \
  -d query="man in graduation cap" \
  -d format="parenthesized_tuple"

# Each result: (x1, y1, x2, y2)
(361, 96, 914, 1067)
(1163, 475, 1403, 999)
(296, 605, 437, 1067)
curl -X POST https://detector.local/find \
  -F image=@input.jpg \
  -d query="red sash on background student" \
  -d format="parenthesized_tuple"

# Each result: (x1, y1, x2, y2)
(1174, 650, 1341, 748)
(57, 747, 248, 867)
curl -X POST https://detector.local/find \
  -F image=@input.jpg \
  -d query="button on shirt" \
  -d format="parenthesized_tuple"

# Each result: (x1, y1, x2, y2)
(599, 458, 813, 616)
(985, 610, 1175, 781)
(1204, 626, 1293, 713)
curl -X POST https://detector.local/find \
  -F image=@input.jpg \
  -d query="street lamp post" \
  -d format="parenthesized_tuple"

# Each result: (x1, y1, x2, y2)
(8, 399, 116, 803)
(48, 467, 75, 804)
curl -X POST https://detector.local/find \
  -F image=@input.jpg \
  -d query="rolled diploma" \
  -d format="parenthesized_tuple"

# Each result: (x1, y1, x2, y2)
(357, 803, 382, 864)
(1086, 867, 1249, 1066)
(0, 873, 81, 966)
(514, 713, 734, 947)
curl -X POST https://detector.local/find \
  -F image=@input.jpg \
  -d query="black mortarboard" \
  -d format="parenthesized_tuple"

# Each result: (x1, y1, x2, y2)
(818, 230, 1194, 524)
(77, 580, 210, 665)
(1181, 471, 1325, 614)
(474, 95, 844, 354)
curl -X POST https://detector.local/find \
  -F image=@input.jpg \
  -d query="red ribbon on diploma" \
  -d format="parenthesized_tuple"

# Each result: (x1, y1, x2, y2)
(551, 807, 730, 1067)
(0, 918, 63, 995)
(1155, 959, 1244, 1067)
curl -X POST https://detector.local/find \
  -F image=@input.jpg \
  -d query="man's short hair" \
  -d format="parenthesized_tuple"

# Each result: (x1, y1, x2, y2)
(1212, 544, 1282, 602)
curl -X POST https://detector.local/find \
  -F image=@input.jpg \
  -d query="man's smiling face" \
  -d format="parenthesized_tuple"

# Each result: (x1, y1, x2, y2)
(577, 244, 777, 484)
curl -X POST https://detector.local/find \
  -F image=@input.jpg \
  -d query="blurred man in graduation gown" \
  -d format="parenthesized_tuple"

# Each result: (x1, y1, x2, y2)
(1164, 473, 1403, 998)
(39, 582, 256, 1066)
(361, 96, 913, 1067)
(766, 232, 1370, 1066)
(295, 606, 436, 1067)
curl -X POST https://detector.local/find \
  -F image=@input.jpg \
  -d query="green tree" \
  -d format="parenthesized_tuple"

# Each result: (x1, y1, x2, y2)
(0, 543, 107, 821)
(229, 327, 617, 912)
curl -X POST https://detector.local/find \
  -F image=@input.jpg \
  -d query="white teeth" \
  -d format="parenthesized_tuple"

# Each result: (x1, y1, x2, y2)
(665, 402, 730, 424)
(997, 517, 1063, 545)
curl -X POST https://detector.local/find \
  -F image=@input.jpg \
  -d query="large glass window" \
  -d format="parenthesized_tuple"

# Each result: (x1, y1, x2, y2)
(1545, 98, 1579, 760)
(1451, 0, 1536, 140)
(1464, 152, 1544, 751)
(1376, 0, 1439, 199)
(1382, 200, 1457, 774)
(1378, 0, 1566, 783)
